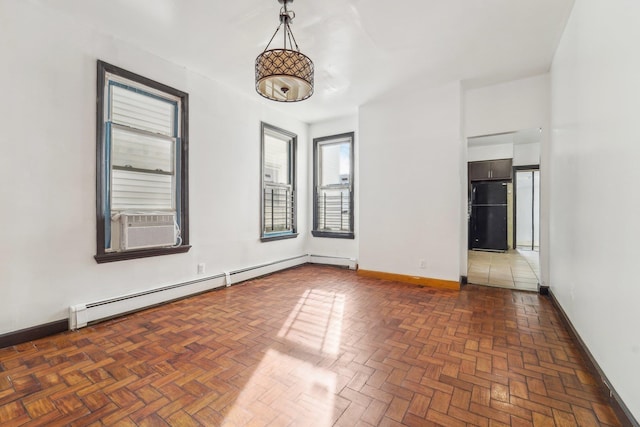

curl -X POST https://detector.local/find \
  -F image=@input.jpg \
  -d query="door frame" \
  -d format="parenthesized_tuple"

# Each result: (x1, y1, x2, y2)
(513, 164, 540, 250)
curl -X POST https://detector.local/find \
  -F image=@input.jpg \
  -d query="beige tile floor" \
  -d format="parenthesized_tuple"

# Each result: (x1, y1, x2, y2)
(467, 249, 540, 291)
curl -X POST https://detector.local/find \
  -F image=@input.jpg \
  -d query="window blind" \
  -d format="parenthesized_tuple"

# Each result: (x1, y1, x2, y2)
(109, 83, 177, 213)
(112, 169, 173, 211)
(111, 85, 175, 136)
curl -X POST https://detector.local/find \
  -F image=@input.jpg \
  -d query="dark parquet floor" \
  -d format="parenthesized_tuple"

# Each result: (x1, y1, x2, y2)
(0, 264, 624, 426)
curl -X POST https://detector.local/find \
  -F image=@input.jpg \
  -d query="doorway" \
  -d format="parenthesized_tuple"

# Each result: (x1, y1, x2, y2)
(514, 167, 540, 251)
(465, 129, 542, 291)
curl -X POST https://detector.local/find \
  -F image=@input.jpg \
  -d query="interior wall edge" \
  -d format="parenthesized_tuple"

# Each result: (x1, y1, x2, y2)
(548, 289, 639, 427)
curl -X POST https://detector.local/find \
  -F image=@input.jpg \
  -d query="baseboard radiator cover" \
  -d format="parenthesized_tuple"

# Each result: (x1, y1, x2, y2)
(69, 254, 310, 330)
(308, 255, 357, 270)
(226, 254, 310, 286)
(69, 274, 226, 330)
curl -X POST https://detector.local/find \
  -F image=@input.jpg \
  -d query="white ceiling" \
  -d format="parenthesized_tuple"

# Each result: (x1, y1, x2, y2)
(35, 0, 575, 124)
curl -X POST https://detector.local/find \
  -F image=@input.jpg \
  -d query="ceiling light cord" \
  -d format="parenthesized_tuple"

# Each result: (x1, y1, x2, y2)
(263, 21, 283, 53)
(285, 21, 301, 52)
(281, 2, 300, 52)
(263, 2, 301, 53)
(282, 3, 289, 49)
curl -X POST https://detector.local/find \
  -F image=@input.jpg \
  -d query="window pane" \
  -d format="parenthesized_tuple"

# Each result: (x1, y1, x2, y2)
(312, 133, 354, 237)
(112, 126, 175, 173)
(264, 134, 290, 185)
(112, 169, 174, 211)
(111, 85, 175, 136)
(263, 185, 293, 233)
(317, 189, 351, 231)
(261, 123, 296, 239)
(320, 142, 350, 186)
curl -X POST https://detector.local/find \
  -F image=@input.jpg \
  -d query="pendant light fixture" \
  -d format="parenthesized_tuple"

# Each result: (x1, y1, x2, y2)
(255, 0, 314, 102)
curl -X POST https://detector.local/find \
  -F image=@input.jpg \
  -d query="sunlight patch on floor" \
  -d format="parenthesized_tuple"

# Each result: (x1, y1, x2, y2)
(278, 289, 345, 355)
(223, 348, 337, 426)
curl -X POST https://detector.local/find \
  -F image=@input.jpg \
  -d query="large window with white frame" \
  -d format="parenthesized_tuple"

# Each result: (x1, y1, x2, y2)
(95, 61, 190, 263)
(261, 122, 297, 241)
(312, 132, 354, 239)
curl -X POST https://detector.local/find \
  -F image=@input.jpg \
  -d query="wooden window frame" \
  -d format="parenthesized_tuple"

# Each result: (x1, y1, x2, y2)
(260, 122, 298, 242)
(95, 60, 190, 263)
(312, 132, 355, 239)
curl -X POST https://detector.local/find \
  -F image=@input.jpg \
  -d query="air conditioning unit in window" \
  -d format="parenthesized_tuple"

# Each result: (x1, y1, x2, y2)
(120, 213, 177, 251)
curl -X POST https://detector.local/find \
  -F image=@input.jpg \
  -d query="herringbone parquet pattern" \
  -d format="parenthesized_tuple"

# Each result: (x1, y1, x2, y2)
(0, 265, 624, 426)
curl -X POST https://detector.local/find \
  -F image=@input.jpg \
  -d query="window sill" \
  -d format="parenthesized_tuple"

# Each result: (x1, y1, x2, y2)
(311, 231, 355, 239)
(261, 232, 298, 242)
(95, 245, 191, 263)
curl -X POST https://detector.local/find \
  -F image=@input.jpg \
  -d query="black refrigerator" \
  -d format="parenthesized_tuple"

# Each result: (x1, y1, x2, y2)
(469, 181, 508, 251)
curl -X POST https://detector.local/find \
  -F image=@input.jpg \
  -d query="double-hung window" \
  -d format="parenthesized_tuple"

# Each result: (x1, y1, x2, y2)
(312, 132, 355, 239)
(95, 61, 190, 262)
(261, 122, 297, 241)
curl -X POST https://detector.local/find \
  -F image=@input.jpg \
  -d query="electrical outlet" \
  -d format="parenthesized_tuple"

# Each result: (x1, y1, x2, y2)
(419, 259, 426, 269)
(197, 263, 206, 274)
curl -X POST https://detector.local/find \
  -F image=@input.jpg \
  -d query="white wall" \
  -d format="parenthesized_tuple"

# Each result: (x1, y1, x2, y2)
(550, 0, 640, 420)
(467, 144, 514, 162)
(467, 142, 540, 165)
(513, 142, 540, 166)
(308, 115, 359, 261)
(465, 75, 550, 138)
(0, 1, 309, 334)
(359, 82, 463, 282)
(464, 75, 550, 286)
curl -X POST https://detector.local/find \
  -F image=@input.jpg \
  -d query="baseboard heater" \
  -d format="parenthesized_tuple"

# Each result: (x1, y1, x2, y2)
(224, 254, 310, 285)
(69, 275, 226, 330)
(69, 254, 309, 330)
(308, 255, 357, 270)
